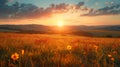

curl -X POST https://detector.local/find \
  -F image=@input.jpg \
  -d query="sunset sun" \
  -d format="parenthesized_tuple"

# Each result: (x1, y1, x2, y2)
(57, 21, 64, 27)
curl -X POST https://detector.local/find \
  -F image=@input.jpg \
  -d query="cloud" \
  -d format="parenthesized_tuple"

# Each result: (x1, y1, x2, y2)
(0, 1, 86, 19)
(2, 1, 120, 19)
(82, 4, 120, 16)
(0, 0, 8, 5)
(0, 1, 39, 19)
(76, 2, 84, 9)
(105, 2, 114, 5)
(8, 0, 14, 2)
(0, 1, 120, 19)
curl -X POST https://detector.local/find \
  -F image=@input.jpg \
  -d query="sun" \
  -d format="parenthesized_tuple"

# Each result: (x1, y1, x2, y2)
(57, 21, 64, 27)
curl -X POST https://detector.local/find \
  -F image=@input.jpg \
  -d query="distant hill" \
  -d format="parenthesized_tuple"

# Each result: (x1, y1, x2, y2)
(0, 24, 120, 37)
(65, 25, 120, 31)
(0, 24, 52, 33)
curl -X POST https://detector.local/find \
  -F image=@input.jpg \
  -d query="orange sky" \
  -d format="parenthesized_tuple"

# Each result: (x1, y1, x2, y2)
(0, 13, 120, 26)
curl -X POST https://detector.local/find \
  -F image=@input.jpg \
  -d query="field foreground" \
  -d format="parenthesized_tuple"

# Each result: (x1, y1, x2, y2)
(0, 33, 120, 67)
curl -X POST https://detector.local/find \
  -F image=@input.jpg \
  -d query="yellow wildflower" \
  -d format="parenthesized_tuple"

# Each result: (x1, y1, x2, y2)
(67, 45, 72, 50)
(108, 54, 112, 58)
(11, 53, 19, 61)
(21, 50, 24, 55)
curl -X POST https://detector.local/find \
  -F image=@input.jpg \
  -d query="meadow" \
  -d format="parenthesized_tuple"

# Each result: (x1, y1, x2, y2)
(0, 32, 120, 67)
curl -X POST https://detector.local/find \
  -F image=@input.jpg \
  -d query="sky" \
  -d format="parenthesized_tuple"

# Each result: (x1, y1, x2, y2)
(0, 0, 120, 26)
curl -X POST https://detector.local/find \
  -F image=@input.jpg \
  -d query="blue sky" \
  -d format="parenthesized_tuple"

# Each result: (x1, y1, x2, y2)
(9, 0, 120, 8)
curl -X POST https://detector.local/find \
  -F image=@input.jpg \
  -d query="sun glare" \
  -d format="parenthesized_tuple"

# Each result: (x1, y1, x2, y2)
(57, 21, 64, 27)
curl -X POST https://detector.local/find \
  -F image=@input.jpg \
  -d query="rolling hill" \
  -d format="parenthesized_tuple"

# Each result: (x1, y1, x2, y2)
(0, 24, 120, 37)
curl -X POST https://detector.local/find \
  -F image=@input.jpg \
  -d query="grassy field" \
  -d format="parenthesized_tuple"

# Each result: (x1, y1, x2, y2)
(0, 32, 120, 67)
(86, 30, 120, 37)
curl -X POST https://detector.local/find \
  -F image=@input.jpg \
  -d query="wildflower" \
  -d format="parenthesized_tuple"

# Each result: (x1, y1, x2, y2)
(67, 45, 72, 50)
(21, 49, 24, 55)
(113, 51, 117, 55)
(111, 57, 115, 61)
(11, 53, 19, 61)
(108, 54, 112, 58)
(94, 45, 98, 50)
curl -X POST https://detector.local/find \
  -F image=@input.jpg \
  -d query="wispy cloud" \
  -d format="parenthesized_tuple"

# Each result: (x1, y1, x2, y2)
(82, 4, 120, 16)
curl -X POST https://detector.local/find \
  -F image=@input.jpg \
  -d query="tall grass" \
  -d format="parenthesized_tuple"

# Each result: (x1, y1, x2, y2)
(0, 33, 120, 67)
